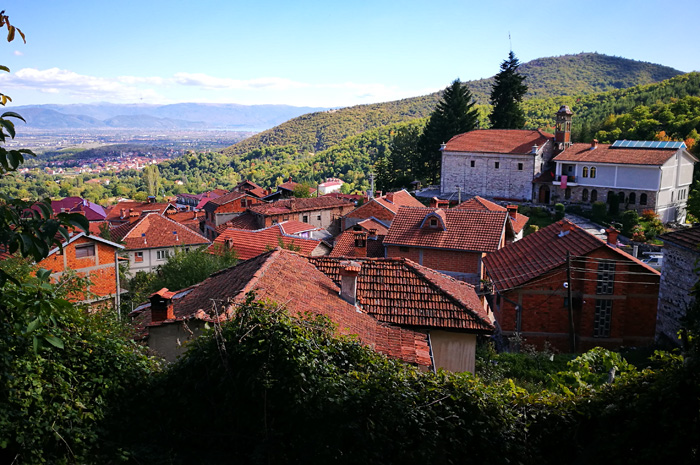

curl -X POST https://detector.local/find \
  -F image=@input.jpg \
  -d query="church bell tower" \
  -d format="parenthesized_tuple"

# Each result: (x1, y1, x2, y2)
(554, 105, 573, 152)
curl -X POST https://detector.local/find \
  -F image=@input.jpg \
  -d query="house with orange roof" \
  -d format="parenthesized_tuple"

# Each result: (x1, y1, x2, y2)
(111, 213, 211, 276)
(455, 196, 529, 241)
(384, 206, 513, 284)
(105, 199, 178, 227)
(483, 219, 660, 352)
(36, 232, 124, 306)
(209, 222, 330, 261)
(552, 139, 697, 223)
(130, 249, 493, 372)
(201, 191, 265, 240)
(342, 189, 424, 230)
(262, 176, 317, 201)
(330, 218, 389, 258)
(248, 196, 355, 234)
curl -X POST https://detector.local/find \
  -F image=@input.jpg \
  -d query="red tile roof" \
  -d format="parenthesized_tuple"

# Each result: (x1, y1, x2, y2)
(483, 219, 659, 291)
(215, 211, 261, 234)
(553, 143, 679, 166)
(444, 129, 554, 154)
(330, 231, 385, 258)
(309, 256, 494, 332)
(455, 196, 529, 234)
(278, 180, 317, 193)
(356, 218, 390, 235)
(373, 189, 425, 214)
(249, 196, 353, 216)
(209, 224, 322, 260)
(202, 191, 251, 212)
(132, 249, 432, 366)
(111, 213, 210, 250)
(660, 226, 700, 252)
(105, 200, 175, 223)
(385, 207, 508, 252)
(278, 220, 318, 235)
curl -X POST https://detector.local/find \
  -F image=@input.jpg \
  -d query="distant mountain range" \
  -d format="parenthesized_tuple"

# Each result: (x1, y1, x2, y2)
(8, 103, 327, 131)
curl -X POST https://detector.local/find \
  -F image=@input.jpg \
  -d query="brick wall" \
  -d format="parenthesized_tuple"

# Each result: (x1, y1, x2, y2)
(343, 200, 395, 229)
(496, 247, 659, 352)
(386, 245, 482, 277)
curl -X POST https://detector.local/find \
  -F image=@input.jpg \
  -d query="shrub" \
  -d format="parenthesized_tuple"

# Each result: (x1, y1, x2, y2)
(642, 209, 658, 221)
(554, 203, 565, 220)
(526, 225, 539, 235)
(591, 201, 607, 223)
(621, 209, 640, 236)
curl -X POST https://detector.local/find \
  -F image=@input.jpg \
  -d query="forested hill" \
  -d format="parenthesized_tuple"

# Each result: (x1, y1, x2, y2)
(467, 53, 683, 103)
(223, 53, 682, 157)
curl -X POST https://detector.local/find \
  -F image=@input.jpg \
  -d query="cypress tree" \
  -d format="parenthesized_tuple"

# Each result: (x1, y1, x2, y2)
(418, 79, 478, 184)
(489, 51, 528, 129)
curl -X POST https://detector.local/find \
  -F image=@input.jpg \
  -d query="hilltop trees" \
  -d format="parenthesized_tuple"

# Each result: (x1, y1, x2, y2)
(418, 79, 479, 184)
(489, 51, 528, 129)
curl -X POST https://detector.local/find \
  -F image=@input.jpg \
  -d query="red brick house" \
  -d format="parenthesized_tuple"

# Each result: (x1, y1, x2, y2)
(483, 220, 660, 352)
(105, 199, 178, 227)
(455, 196, 529, 241)
(248, 197, 355, 235)
(201, 191, 265, 240)
(37, 232, 124, 305)
(330, 218, 389, 258)
(384, 206, 512, 284)
(342, 189, 424, 230)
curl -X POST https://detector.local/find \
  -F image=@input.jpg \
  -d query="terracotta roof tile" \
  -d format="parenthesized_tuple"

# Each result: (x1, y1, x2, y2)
(356, 218, 390, 235)
(132, 250, 432, 366)
(373, 189, 425, 214)
(249, 196, 353, 215)
(210, 224, 322, 260)
(385, 207, 507, 252)
(105, 200, 175, 223)
(660, 226, 700, 252)
(553, 143, 678, 165)
(454, 196, 529, 234)
(444, 129, 553, 154)
(309, 256, 494, 332)
(483, 219, 658, 291)
(330, 231, 385, 258)
(278, 220, 318, 235)
(111, 213, 210, 250)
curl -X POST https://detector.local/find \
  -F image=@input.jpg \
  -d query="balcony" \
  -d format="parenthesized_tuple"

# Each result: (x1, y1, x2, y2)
(552, 174, 578, 186)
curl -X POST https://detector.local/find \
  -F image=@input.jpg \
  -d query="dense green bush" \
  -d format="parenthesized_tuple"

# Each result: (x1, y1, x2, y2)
(621, 209, 640, 236)
(591, 201, 608, 223)
(554, 203, 565, 220)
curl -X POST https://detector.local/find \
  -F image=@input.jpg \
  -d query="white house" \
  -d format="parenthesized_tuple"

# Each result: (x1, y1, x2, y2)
(552, 140, 697, 223)
(318, 177, 344, 195)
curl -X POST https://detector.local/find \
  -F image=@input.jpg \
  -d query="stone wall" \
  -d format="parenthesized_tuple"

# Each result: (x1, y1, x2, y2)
(656, 243, 699, 346)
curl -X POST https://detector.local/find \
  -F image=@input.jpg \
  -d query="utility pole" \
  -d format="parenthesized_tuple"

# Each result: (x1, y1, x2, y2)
(566, 251, 576, 353)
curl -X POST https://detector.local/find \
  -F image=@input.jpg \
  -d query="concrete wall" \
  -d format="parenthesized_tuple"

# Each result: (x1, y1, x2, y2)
(430, 331, 477, 373)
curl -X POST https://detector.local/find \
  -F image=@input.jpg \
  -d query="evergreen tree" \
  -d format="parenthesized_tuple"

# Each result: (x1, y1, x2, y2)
(418, 79, 478, 184)
(489, 51, 528, 129)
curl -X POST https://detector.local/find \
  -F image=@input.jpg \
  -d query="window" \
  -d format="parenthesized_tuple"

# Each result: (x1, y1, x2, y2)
(429, 218, 438, 227)
(582, 189, 589, 202)
(517, 163, 523, 171)
(590, 167, 597, 178)
(565, 187, 571, 200)
(495, 162, 500, 169)
(640, 193, 648, 205)
(596, 260, 615, 295)
(582, 167, 589, 178)
(302, 215, 309, 222)
(157, 250, 169, 260)
(75, 244, 95, 258)
(594, 299, 613, 337)
(628, 192, 636, 205)
(591, 189, 598, 202)
(135, 251, 144, 263)
(618, 192, 625, 203)
(470, 160, 475, 168)
(671, 191, 674, 202)
(317, 215, 322, 221)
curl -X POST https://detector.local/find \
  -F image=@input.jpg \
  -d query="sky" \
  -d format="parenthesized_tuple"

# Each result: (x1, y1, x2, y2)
(1, 0, 699, 109)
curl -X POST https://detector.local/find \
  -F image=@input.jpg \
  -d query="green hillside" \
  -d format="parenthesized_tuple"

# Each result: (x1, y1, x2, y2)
(223, 53, 682, 158)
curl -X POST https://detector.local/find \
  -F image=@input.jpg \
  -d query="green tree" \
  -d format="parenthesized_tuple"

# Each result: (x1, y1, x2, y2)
(142, 164, 160, 197)
(292, 182, 312, 198)
(418, 79, 479, 184)
(489, 51, 528, 129)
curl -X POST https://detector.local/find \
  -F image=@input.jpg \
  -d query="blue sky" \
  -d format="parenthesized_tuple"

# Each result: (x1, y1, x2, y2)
(1, 0, 698, 108)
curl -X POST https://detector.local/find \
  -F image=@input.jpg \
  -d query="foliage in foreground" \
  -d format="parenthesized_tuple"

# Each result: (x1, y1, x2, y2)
(110, 296, 700, 465)
(0, 268, 157, 464)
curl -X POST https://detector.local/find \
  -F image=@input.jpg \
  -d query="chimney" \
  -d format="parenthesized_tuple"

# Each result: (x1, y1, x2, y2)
(149, 288, 176, 323)
(173, 230, 179, 242)
(376, 190, 383, 198)
(606, 227, 619, 247)
(353, 231, 368, 257)
(288, 176, 292, 183)
(386, 192, 394, 203)
(289, 198, 296, 211)
(532, 144, 539, 154)
(120, 208, 126, 219)
(558, 220, 571, 237)
(506, 205, 518, 220)
(430, 197, 440, 208)
(339, 260, 361, 307)
(368, 228, 378, 240)
(591, 139, 598, 150)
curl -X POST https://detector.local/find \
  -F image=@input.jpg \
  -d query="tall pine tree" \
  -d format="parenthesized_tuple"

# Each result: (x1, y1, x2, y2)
(489, 51, 528, 129)
(418, 79, 478, 184)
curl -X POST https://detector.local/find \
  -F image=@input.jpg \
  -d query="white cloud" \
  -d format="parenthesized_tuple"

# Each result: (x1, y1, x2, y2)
(173, 73, 309, 91)
(13, 50, 23, 56)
